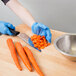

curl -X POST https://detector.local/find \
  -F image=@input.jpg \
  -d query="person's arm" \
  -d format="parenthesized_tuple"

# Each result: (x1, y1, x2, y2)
(6, 0, 35, 27)
(1, 0, 52, 43)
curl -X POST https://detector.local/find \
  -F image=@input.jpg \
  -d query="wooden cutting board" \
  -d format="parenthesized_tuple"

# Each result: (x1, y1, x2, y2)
(0, 24, 76, 76)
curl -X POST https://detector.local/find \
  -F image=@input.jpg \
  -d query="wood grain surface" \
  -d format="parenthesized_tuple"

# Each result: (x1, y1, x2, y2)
(0, 24, 76, 76)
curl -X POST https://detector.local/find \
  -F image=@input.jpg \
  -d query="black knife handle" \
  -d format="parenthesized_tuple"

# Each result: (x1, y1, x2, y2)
(8, 27, 20, 36)
(0, 33, 2, 35)
(0, 28, 20, 36)
(1, 0, 9, 5)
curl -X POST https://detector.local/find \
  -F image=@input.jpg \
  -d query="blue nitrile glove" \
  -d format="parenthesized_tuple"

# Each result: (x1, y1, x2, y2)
(28, 38, 41, 52)
(32, 22, 52, 43)
(0, 21, 15, 35)
(28, 22, 52, 51)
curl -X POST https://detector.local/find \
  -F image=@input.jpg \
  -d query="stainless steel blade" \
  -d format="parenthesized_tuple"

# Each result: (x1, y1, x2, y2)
(17, 33, 41, 52)
(17, 33, 30, 44)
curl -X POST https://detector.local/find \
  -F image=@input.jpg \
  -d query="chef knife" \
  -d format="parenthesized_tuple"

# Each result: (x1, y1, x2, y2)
(0, 27, 41, 52)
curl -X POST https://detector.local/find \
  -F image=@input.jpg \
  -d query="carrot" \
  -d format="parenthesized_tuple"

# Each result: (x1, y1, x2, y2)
(7, 38, 22, 71)
(15, 42, 32, 71)
(31, 34, 50, 50)
(23, 46, 44, 76)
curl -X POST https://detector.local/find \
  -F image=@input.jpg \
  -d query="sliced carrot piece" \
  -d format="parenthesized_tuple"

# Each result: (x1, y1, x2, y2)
(31, 34, 50, 50)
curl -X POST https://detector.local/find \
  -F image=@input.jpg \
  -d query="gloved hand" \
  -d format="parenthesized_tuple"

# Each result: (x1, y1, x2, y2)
(28, 22, 52, 51)
(31, 22, 52, 42)
(28, 38, 41, 52)
(0, 21, 15, 35)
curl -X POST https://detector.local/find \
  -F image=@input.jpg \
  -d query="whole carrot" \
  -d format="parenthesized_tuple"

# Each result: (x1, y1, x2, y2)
(7, 38, 22, 71)
(15, 42, 32, 71)
(23, 46, 44, 76)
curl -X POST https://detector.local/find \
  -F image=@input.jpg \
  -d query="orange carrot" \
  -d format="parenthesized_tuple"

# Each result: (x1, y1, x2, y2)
(23, 46, 44, 76)
(31, 34, 50, 50)
(7, 38, 22, 71)
(15, 42, 32, 71)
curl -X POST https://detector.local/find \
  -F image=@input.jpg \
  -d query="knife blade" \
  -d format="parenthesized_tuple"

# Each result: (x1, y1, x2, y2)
(8, 27, 41, 52)
(8, 27, 30, 44)
(0, 27, 41, 52)
(17, 33, 30, 44)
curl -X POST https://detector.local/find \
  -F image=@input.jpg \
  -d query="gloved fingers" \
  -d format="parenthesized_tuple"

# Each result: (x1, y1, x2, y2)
(46, 36, 51, 43)
(38, 23, 48, 29)
(28, 38, 41, 52)
(7, 30, 13, 35)
(7, 23, 15, 30)
(32, 25, 41, 35)
(39, 30, 46, 37)
(5, 23, 15, 30)
(35, 27, 40, 35)
(2, 27, 13, 35)
(45, 29, 52, 43)
(6, 28, 13, 35)
(32, 25, 38, 34)
(28, 38, 34, 47)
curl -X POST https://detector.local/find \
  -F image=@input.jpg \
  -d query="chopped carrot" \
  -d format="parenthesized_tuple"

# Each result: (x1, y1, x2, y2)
(48, 43, 50, 45)
(23, 47, 44, 76)
(31, 34, 50, 50)
(15, 42, 32, 71)
(7, 38, 22, 71)
(40, 46, 45, 49)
